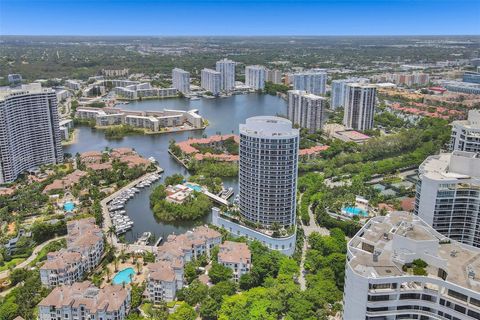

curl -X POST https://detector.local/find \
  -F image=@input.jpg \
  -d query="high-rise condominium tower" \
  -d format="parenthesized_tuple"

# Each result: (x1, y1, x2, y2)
(293, 70, 327, 95)
(0, 84, 63, 183)
(216, 58, 236, 92)
(287, 90, 326, 133)
(201, 68, 221, 96)
(415, 151, 480, 248)
(172, 68, 190, 94)
(343, 83, 376, 131)
(245, 65, 266, 90)
(239, 116, 299, 228)
(450, 109, 480, 153)
(331, 78, 370, 110)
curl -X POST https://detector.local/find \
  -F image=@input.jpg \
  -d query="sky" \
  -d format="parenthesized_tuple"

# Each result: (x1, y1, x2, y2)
(0, 0, 479, 36)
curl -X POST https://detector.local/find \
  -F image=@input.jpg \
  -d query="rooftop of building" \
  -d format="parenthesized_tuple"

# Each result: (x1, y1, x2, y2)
(0, 83, 53, 101)
(240, 116, 299, 138)
(146, 261, 176, 282)
(38, 281, 129, 312)
(452, 109, 480, 130)
(347, 211, 480, 292)
(218, 241, 251, 264)
(419, 151, 480, 180)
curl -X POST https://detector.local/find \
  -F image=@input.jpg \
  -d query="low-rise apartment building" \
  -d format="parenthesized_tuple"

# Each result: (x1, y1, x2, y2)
(40, 218, 104, 287)
(38, 281, 130, 320)
(343, 211, 480, 320)
(218, 241, 251, 281)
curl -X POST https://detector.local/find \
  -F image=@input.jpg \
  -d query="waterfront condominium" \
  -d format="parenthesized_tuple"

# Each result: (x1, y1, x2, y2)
(293, 69, 327, 95)
(343, 211, 480, 320)
(450, 109, 480, 153)
(0, 84, 63, 184)
(245, 65, 266, 90)
(331, 77, 370, 110)
(216, 58, 236, 91)
(287, 90, 327, 133)
(238, 116, 299, 228)
(172, 68, 190, 94)
(343, 83, 377, 131)
(414, 151, 480, 248)
(201, 68, 222, 95)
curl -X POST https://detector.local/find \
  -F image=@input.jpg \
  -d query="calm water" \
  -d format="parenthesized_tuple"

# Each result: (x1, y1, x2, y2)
(64, 94, 287, 242)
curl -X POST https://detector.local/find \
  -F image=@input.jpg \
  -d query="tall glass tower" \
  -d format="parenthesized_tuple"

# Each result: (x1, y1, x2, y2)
(238, 116, 299, 229)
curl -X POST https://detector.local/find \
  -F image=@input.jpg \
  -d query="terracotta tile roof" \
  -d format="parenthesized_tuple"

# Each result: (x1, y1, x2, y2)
(146, 261, 176, 282)
(401, 197, 416, 212)
(299, 145, 329, 156)
(43, 170, 87, 193)
(218, 241, 251, 264)
(41, 250, 82, 270)
(38, 281, 129, 313)
(176, 135, 239, 155)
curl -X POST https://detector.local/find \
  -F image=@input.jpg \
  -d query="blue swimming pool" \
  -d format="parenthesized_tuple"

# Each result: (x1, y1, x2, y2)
(186, 183, 202, 192)
(63, 202, 75, 212)
(342, 206, 368, 217)
(112, 267, 135, 285)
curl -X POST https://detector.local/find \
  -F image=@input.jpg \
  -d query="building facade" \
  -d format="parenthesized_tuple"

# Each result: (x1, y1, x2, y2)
(414, 151, 480, 248)
(216, 58, 236, 92)
(201, 68, 222, 95)
(287, 90, 326, 133)
(172, 68, 190, 93)
(293, 70, 327, 95)
(450, 109, 480, 153)
(38, 281, 131, 320)
(218, 241, 251, 282)
(266, 69, 282, 84)
(239, 116, 299, 228)
(463, 71, 480, 84)
(343, 83, 377, 131)
(343, 211, 480, 320)
(331, 77, 370, 110)
(0, 84, 63, 184)
(245, 65, 266, 90)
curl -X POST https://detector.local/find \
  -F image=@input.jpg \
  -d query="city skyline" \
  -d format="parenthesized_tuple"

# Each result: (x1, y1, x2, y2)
(0, 0, 479, 36)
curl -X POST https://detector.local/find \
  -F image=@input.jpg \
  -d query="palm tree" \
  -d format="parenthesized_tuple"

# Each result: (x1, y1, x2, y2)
(114, 256, 119, 272)
(136, 261, 142, 275)
(106, 268, 111, 282)
(107, 226, 116, 242)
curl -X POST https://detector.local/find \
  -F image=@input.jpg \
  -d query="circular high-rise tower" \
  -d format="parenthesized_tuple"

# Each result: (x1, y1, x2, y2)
(239, 116, 299, 229)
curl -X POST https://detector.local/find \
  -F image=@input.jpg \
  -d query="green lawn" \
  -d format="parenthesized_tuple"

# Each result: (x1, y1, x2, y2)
(0, 258, 26, 272)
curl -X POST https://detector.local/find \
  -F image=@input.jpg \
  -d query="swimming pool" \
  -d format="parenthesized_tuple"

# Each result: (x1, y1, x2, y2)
(186, 183, 202, 192)
(342, 206, 368, 217)
(63, 202, 75, 212)
(112, 267, 135, 285)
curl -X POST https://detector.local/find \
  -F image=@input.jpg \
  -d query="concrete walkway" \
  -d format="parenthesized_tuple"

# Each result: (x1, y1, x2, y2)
(298, 195, 330, 291)
(0, 235, 66, 279)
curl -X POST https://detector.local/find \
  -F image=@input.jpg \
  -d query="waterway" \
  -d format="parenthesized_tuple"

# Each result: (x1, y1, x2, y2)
(64, 94, 287, 242)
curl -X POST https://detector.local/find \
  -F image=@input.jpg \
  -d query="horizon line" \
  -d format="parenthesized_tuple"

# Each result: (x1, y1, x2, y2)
(1, 34, 480, 38)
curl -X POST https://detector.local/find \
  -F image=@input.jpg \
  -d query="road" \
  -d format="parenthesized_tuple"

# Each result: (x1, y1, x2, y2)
(0, 236, 66, 280)
(298, 195, 329, 291)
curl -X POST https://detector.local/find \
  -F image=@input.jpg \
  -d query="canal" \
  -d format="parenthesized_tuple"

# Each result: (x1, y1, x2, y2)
(64, 94, 287, 242)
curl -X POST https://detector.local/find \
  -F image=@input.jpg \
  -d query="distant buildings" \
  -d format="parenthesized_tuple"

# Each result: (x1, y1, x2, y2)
(245, 65, 266, 90)
(40, 218, 104, 287)
(0, 84, 63, 184)
(102, 68, 129, 78)
(451, 109, 480, 153)
(343, 83, 377, 131)
(216, 58, 236, 92)
(76, 107, 204, 131)
(172, 68, 190, 93)
(65, 80, 81, 91)
(7, 73, 22, 84)
(442, 81, 480, 95)
(38, 281, 131, 320)
(293, 70, 327, 95)
(114, 83, 177, 100)
(201, 68, 222, 95)
(287, 90, 326, 133)
(266, 69, 282, 84)
(218, 241, 251, 282)
(463, 71, 480, 84)
(415, 151, 480, 248)
(343, 211, 480, 320)
(331, 78, 369, 109)
(372, 72, 430, 86)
